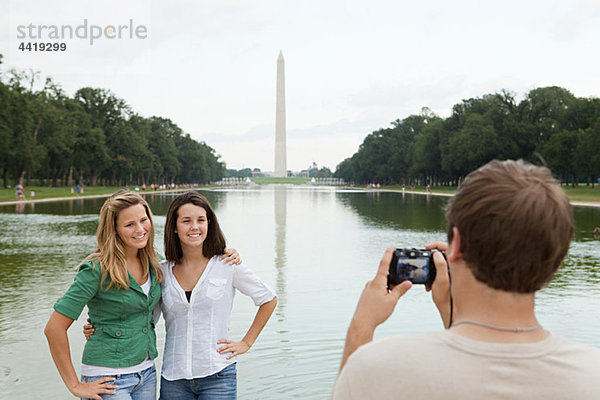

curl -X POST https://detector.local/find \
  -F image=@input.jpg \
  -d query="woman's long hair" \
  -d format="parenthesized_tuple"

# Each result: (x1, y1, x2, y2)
(84, 189, 162, 290)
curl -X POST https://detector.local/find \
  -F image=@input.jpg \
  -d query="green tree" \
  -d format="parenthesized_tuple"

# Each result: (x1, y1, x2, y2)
(334, 158, 354, 182)
(574, 125, 600, 187)
(3, 70, 53, 186)
(520, 86, 577, 148)
(445, 113, 498, 176)
(74, 87, 131, 185)
(0, 80, 12, 187)
(411, 118, 444, 183)
(37, 91, 78, 186)
(73, 127, 110, 186)
(541, 130, 577, 184)
(148, 117, 181, 183)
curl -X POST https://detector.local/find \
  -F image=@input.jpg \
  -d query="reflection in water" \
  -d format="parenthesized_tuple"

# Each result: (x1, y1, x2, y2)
(574, 207, 600, 241)
(274, 186, 287, 321)
(336, 191, 447, 232)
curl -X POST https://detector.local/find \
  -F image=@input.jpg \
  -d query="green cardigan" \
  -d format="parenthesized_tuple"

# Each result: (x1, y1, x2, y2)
(54, 260, 161, 367)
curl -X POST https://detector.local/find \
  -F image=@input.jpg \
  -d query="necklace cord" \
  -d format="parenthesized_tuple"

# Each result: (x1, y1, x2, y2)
(451, 320, 542, 333)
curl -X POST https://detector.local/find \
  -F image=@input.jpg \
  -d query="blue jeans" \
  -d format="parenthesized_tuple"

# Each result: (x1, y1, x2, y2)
(82, 365, 157, 400)
(159, 363, 237, 400)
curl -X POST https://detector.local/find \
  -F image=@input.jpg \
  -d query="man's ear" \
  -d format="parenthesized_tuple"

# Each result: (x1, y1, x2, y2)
(447, 226, 464, 262)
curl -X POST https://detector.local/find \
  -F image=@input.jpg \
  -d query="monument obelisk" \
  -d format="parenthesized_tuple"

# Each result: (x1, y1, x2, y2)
(274, 51, 287, 178)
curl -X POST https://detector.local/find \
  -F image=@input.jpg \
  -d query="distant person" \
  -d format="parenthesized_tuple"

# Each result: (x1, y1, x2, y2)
(76, 184, 81, 194)
(15, 183, 25, 200)
(333, 159, 600, 400)
(30, 190, 35, 198)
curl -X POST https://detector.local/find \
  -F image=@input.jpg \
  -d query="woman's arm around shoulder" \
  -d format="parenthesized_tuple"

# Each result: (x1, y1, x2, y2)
(220, 248, 242, 265)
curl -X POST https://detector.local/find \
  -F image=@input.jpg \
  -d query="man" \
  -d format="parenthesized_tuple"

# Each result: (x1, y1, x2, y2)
(333, 159, 600, 399)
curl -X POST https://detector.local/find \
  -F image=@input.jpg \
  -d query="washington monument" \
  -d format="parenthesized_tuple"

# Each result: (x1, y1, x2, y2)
(274, 51, 287, 177)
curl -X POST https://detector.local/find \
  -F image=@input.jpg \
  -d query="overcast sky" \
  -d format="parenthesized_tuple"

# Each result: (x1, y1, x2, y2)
(2, 0, 599, 172)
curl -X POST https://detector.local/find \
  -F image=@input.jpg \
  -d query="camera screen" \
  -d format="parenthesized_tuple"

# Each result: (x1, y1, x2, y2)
(395, 258, 431, 284)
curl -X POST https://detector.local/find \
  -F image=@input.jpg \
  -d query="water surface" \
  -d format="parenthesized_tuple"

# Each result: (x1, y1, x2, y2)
(0, 187, 598, 399)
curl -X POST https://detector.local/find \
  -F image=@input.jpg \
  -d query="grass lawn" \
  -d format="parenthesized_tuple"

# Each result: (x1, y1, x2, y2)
(561, 185, 600, 203)
(0, 186, 129, 202)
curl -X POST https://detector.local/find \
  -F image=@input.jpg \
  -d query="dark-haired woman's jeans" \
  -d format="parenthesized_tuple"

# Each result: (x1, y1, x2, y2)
(159, 363, 237, 400)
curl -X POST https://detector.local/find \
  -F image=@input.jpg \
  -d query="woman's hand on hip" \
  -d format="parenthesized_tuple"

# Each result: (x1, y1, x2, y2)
(217, 339, 250, 359)
(72, 377, 117, 400)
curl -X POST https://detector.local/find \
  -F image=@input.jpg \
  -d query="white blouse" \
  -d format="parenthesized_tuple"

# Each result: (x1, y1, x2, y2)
(159, 256, 276, 381)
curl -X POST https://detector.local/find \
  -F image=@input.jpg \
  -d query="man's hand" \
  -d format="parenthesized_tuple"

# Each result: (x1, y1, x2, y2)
(339, 245, 412, 372)
(425, 241, 452, 328)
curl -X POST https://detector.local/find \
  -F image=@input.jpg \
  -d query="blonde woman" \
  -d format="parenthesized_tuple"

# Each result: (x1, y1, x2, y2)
(44, 190, 163, 400)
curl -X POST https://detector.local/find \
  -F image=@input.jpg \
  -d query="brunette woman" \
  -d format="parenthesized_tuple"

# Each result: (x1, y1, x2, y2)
(158, 191, 277, 399)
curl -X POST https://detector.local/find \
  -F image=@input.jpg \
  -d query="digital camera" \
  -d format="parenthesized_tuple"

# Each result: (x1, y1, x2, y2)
(388, 248, 437, 287)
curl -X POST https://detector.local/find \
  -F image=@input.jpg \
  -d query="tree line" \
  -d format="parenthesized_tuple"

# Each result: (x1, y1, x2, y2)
(0, 54, 225, 188)
(335, 87, 600, 187)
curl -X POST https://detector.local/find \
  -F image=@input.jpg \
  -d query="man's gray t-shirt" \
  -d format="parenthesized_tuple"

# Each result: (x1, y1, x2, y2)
(333, 330, 600, 399)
